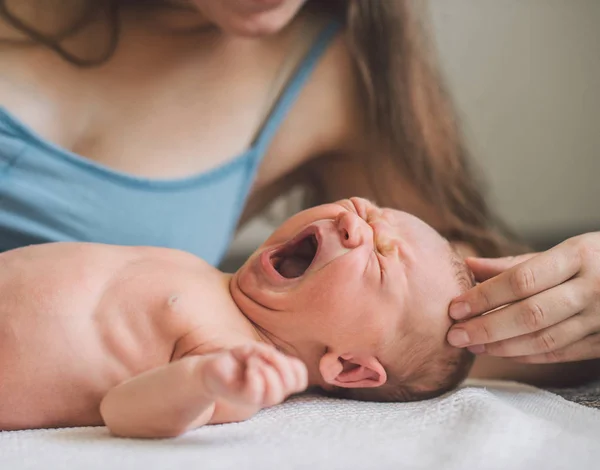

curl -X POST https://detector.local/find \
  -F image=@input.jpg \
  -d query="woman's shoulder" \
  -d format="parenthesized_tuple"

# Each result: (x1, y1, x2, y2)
(253, 8, 365, 189)
(291, 5, 365, 150)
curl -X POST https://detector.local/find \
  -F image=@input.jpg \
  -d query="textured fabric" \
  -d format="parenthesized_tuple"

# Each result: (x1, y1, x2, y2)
(1, 380, 599, 470)
(547, 378, 600, 409)
(0, 22, 340, 266)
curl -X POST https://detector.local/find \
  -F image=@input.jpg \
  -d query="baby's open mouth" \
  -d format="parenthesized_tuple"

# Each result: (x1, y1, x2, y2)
(270, 230, 319, 279)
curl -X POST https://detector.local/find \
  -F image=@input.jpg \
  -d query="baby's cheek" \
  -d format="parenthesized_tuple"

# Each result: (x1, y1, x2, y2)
(301, 252, 372, 313)
(308, 279, 362, 316)
(303, 275, 339, 303)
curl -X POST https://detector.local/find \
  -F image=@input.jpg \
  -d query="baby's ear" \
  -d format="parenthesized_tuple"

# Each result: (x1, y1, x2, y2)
(319, 352, 387, 389)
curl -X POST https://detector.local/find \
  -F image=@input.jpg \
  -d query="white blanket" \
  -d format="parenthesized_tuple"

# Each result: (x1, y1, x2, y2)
(1, 380, 599, 470)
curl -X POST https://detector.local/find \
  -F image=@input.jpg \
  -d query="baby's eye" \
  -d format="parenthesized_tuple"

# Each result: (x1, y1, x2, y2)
(376, 238, 396, 257)
(372, 228, 400, 258)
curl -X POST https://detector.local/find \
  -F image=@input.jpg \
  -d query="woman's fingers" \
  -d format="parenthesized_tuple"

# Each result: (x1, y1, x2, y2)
(481, 310, 597, 357)
(449, 243, 580, 320)
(513, 333, 600, 364)
(447, 278, 588, 348)
(466, 253, 538, 282)
(448, 233, 600, 363)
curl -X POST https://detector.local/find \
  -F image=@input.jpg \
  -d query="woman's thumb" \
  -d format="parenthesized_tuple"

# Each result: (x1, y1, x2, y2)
(465, 253, 538, 282)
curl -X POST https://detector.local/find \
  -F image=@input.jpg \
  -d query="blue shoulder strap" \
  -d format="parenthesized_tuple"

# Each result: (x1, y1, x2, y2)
(252, 21, 342, 154)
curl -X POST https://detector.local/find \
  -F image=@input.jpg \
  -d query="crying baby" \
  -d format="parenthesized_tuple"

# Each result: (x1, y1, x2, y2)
(0, 198, 474, 438)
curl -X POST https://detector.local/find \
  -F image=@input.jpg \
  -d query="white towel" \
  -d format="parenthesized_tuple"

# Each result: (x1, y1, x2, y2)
(1, 380, 599, 470)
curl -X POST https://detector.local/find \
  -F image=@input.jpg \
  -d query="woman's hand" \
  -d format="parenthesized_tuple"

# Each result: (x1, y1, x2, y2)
(446, 233, 600, 364)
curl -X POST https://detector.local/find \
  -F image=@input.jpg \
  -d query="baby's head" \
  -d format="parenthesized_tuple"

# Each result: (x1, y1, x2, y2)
(231, 198, 474, 402)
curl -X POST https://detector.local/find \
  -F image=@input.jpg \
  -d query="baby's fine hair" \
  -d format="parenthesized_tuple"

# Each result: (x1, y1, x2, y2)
(330, 248, 475, 403)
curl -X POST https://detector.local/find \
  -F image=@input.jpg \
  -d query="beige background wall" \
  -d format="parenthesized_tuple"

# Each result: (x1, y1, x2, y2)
(223, 0, 600, 266)
(429, 0, 600, 240)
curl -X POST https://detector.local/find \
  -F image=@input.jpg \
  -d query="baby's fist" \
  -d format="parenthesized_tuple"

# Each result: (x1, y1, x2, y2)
(203, 343, 308, 408)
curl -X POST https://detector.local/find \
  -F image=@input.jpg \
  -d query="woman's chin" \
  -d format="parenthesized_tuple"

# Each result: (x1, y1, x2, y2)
(222, 17, 289, 36)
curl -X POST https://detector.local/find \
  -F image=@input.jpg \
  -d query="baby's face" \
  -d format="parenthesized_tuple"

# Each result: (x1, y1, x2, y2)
(231, 198, 463, 381)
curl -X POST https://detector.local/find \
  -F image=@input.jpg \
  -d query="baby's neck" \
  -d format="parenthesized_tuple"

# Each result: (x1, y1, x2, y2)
(169, 270, 266, 360)
(227, 273, 325, 388)
(224, 273, 272, 343)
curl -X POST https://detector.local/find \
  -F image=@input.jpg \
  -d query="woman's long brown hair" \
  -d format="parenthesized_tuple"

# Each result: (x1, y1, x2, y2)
(0, 0, 518, 256)
(337, 0, 517, 255)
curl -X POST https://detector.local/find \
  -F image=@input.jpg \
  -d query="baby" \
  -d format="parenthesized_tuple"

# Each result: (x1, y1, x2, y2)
(0, 198, 474, 438)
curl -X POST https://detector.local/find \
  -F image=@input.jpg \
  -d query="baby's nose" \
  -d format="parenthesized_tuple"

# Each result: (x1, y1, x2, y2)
(335, 211, 371, 249)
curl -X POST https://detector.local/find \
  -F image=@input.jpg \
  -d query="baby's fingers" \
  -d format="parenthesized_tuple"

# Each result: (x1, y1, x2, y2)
(242, 356, 266, 405)
(256, 347, 298, 392)
(232, 343, 298, 393)
(290, 357, 308, 393)
(258, 361, 285, 407)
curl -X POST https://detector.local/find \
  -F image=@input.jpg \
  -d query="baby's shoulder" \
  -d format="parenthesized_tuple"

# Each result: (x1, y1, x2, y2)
(149, 259, 239, 354)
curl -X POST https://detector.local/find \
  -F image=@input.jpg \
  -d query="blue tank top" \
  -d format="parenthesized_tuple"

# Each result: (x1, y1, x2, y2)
(0, 23, 339, 266)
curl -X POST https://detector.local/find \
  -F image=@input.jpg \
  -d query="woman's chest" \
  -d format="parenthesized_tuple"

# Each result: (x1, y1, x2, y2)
(0, 24, 337, 186)
(0, 21, 353, 258)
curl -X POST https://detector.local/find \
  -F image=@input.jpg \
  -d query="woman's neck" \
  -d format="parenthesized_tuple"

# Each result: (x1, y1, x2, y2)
(122, 1, 214, 34)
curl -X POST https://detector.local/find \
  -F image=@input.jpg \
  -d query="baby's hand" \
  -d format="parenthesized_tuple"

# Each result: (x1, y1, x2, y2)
(202, 343, 308, 408)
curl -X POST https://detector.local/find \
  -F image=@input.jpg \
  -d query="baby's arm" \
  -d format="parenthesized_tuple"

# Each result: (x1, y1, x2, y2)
(100, 343, 307, 438)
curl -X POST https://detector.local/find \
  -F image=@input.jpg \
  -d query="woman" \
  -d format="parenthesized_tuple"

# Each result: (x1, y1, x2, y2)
(1, 1, 597, 385)
(0, 0, 505, 263)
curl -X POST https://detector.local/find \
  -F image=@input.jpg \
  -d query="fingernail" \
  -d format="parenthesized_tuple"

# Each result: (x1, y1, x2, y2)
(467, 345, 486, 354)
(449, 301, 471, 319)
(447, 329, 470, 347)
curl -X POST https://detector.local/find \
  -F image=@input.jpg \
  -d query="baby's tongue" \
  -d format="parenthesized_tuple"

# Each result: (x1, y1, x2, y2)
(278, 256, 311, 279)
